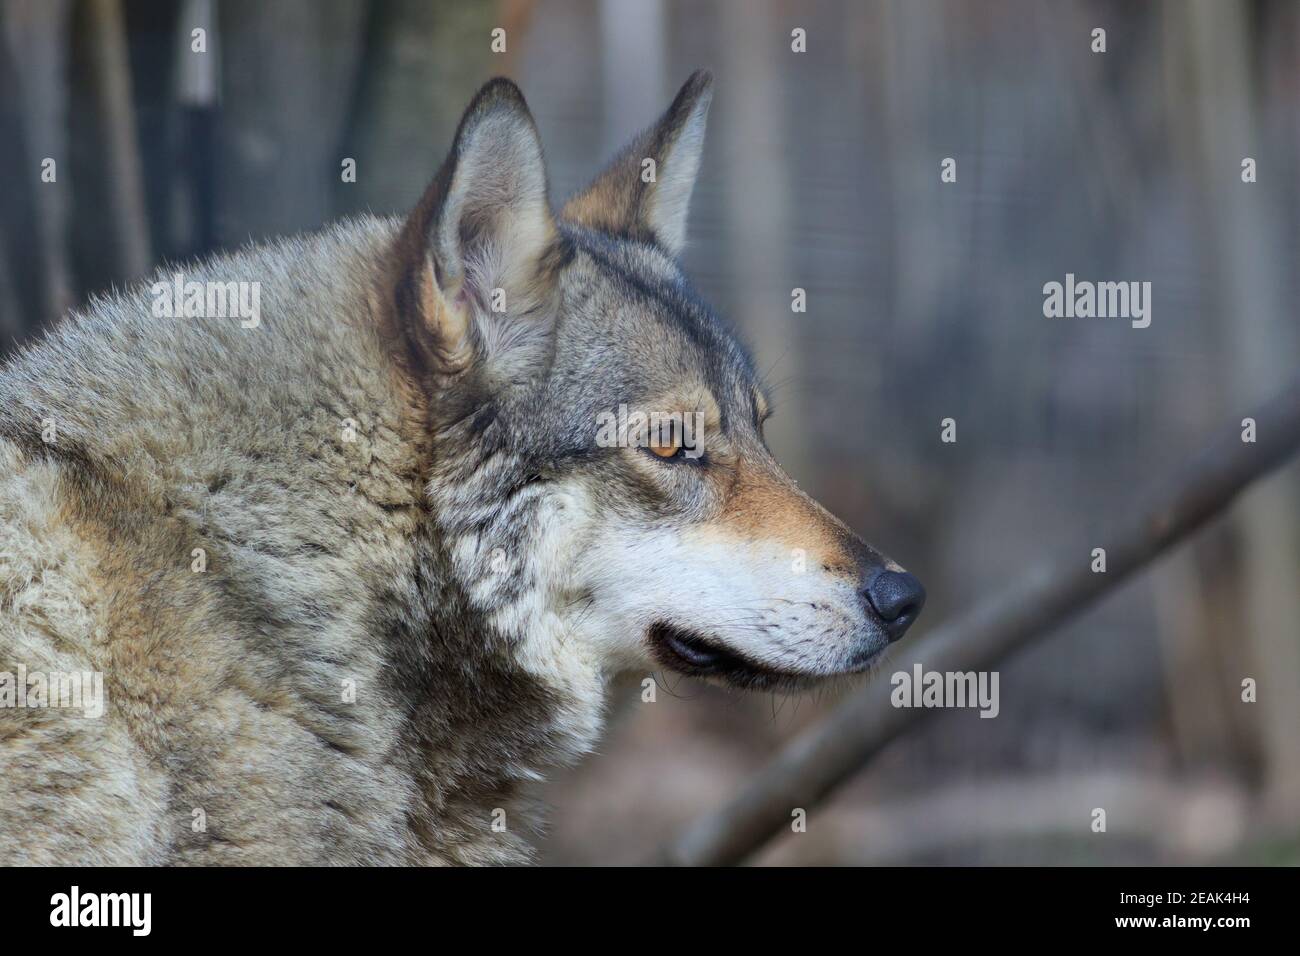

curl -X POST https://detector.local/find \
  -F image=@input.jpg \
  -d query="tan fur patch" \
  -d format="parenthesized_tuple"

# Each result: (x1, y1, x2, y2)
(562, 177, 644, 240)
(715, 461, 859, 578)
(560, 70, 712, 254)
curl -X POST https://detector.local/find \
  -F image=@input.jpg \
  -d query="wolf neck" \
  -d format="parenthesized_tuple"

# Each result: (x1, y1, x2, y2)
(395, 450, 608, 860)
(421, 425, 610, 766)
(397, 516, 608, 860)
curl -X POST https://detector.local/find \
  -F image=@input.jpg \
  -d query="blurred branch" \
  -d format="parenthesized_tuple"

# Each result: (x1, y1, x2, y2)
(1150, 548, 1236, 769)
(598, 0, 666, 153)
(78, 0, 151, 279)
(661, 374, 1300, 866)
(336, 0, 494, 218)
(217, 0, 368, 241)
(0, 0, 74, 334)
(720, 0, 805, 476)
(1184, 0, 1300, 815)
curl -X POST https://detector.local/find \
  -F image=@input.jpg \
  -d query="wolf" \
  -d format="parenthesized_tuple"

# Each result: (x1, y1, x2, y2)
(0, 71, 924, 865)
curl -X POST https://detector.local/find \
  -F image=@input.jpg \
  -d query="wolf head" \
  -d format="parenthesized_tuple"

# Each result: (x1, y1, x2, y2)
(387, 72, 923, 692)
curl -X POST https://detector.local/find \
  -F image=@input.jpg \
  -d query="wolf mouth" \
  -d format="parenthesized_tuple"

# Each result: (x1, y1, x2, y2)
(647, 621, 825, 690)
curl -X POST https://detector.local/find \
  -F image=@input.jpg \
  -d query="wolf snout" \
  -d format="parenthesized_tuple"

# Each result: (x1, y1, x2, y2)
(863, 569, 926, 642)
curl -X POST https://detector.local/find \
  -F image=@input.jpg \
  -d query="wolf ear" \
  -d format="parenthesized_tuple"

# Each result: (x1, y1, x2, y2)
(391, 78, 561, 378)
(561, 70, 712, 257)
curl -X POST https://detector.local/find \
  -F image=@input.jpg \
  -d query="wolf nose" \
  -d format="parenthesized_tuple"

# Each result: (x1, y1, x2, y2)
(864, 570, 926, 642)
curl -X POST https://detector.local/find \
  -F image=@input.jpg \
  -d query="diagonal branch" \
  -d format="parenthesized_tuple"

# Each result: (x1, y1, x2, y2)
(660, 375, 1300, 866)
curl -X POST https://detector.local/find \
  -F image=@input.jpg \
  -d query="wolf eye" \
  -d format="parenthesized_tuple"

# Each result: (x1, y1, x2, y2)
(648, 420, 685, 459)
(649, 444, 688, 461)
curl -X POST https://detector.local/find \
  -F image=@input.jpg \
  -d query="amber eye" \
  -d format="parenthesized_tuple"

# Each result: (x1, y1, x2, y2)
(648, 419, 684, 459)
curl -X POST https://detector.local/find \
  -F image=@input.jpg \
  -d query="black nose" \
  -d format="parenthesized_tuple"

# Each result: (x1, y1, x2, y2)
(864, 570, 926, 642)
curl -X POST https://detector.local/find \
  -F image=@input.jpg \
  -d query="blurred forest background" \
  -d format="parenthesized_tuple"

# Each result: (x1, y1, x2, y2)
(1, 0, 1297, 865)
